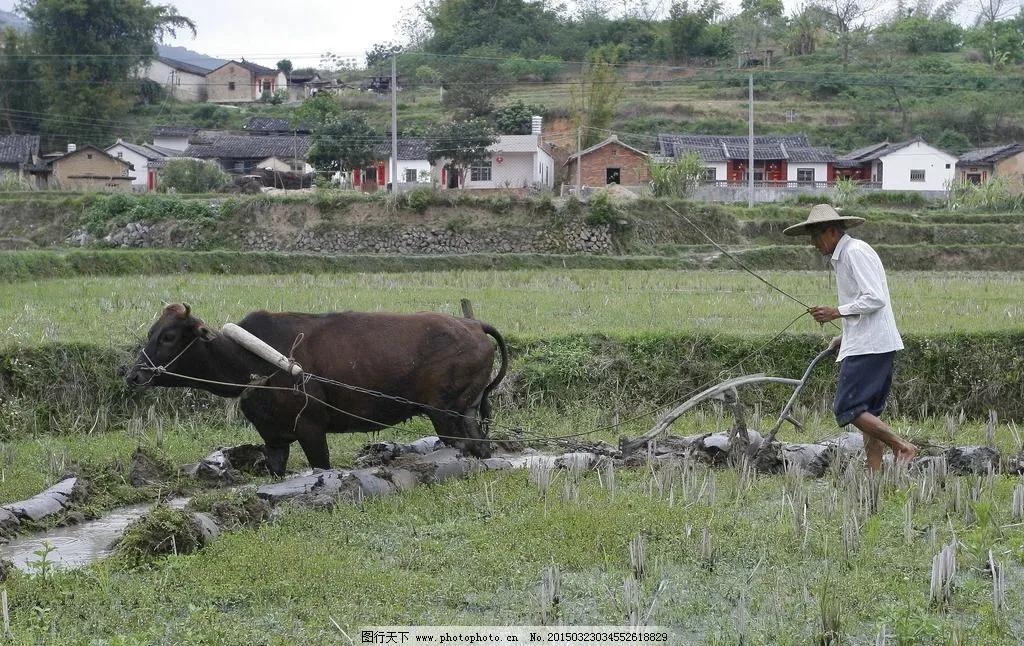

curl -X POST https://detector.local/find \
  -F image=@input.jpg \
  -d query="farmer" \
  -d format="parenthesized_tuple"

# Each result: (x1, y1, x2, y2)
(784, 204, 916, 470)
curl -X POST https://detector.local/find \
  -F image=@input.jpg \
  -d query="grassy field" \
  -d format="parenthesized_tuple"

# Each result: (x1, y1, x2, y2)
(1, 415, 1021, 643)
(2, 267, 1024, 643)
(3, 270, 1024, 347)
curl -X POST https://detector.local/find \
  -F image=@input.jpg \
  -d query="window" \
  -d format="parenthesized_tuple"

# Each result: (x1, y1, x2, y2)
(797, 168, 815, 183)
(966, 173, 982, 185)
(262, 80, 272, 93)
(405, 168, 418, 183)
(945, 163, 951, 169)
(470, 160, 492, 182)
(116, 152, 123, 158)
(228, 81, 236, 91)
(233, 161, 245, 173)
(910, 169, 926, 182)
(606, 167, 621, 184)
(703, 168, 717, 181)
(87, 153, 93, 160)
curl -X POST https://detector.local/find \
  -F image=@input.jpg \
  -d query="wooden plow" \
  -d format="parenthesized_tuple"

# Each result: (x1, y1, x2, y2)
(619, 346, 838, 462)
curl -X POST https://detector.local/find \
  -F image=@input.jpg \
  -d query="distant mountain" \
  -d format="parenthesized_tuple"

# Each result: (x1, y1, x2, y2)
(156, 45, 226, 71)
(0, 8, 29, 33)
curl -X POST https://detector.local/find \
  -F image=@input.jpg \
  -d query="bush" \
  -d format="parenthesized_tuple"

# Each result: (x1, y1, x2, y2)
(649, 152, 704, 198)
(159, 159, 230, 194)
(947, 177, 1024, 212)
(403, 187, 436, 214)
(856, 191, 929, 209)
(585, 190, 621, 226)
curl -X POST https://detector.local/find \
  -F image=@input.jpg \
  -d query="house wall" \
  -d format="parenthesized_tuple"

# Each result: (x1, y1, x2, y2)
(786, 162, 831, 183)
(994, 152, 1024, 184)
(538, 147, 555, 188)
(391, 158, 432, 184)
(463, 151, 537, 189)
(206, 63, 256, 103)
(153, 135, 190, 152)
(568, 142, 650, 187)
(52, 150, 133, 192)
(105, 144, 150, 188)
(879, 142, 956, 192)
(144, 60, 206, 102)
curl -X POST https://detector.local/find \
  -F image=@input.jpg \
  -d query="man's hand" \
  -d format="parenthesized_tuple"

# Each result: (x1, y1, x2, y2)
(809, 306, 841, 323)
(827, 335, 842, 351)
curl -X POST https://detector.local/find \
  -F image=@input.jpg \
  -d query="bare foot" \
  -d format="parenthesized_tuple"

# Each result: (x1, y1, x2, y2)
(894, 443, 917, 463)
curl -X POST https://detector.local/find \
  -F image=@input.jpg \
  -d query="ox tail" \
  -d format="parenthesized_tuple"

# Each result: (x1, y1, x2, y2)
(479, 322, 508, 427)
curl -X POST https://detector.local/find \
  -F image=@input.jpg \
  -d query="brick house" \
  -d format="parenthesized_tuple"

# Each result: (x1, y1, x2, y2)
(563, 135, 651, 189)
(42, 145, 134, 191)
(956, 144, 1024, 187)
(206, 60, 287, 103)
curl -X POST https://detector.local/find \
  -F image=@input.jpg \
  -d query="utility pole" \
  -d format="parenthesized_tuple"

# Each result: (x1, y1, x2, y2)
(390, 51, 399, 194)
(748, 73, 754, 209)
(576, 126, 582, 194)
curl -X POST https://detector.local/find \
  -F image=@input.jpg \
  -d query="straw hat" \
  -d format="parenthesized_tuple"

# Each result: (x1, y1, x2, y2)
(783, 204, 865, 236)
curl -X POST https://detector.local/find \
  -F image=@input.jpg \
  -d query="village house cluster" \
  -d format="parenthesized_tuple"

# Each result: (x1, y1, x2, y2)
(0, 52, 1020, 199)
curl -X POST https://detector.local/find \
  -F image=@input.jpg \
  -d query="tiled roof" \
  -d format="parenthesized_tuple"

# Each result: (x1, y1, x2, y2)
(0, 134, 39, 165)
(155, 56, 211, 77)
(374, 138, 430, 160)
(107, 140, 176, 161)
(658, 133, 835, 163)
(184, 134, 311, 160)
(244, 117, 312, 134)
(837, 138, 930, 166)
(958, 143, 1024, 165)
(152, 125, 198, 138)
(235, 60, 278, 77)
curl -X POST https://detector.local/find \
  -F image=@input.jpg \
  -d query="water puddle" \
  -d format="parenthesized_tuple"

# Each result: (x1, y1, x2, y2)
(2, 497, 188, 572)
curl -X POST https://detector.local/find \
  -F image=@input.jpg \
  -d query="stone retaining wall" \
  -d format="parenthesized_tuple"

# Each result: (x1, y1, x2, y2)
(79, 221, 614, 255)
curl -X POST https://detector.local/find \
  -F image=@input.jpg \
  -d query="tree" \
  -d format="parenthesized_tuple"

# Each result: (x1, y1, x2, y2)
(439, 45, 513, 117)
(295, 93, 343, 127)
(495, 99, 545, 134)
(965, 6, 1024, 64)
(307, 114, 379, 175)
(0, 28, 41, 134)
(572, 45, 625, 147)
(649, 152, 706, 198)
(276, 59, 293, 76)
(365, 41, 401, 69)
(786, 4, 827, 55)
(877, 15, 963, 53)
(158, 159, 229, 193)
(424, 0, 559, 56)
(733, 0, 785, 55)
(813, 0, 881, 67)
(17, 0, 194, 144)
(425, 119, 497, 188)
(665, 1, 733, 62)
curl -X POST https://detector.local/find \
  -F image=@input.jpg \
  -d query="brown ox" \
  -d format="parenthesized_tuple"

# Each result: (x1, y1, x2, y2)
(126, 304, 508, 475)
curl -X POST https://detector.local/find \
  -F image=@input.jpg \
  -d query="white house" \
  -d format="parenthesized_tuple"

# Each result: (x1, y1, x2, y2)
(837, 138, 957, 192)
(441, 134, 555, 190)
(105, 139, 178, 191)
(143, 57, 211, 102)
(151, 126, 198, 152)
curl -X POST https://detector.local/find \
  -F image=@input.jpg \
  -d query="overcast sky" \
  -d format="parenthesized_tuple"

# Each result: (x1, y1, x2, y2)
(0, 0, 1001, 68)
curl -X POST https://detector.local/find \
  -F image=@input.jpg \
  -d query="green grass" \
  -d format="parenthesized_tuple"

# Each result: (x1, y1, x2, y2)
(1, 419, 1020, 642)
(2, 270, 1024, 347)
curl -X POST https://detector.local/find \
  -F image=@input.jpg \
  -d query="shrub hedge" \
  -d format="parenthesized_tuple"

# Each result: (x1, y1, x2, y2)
(2, 332, 1022, 438)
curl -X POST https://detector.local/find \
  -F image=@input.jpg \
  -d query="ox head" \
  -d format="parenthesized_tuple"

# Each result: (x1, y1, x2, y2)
(126, 303, 218, 387)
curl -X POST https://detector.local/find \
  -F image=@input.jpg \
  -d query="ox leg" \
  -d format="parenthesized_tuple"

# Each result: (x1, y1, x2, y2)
(296, 428, 331, 470)
(265, 442, 290, 477)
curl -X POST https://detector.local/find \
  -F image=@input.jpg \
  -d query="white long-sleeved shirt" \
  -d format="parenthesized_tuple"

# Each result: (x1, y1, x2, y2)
(830, 234, 904, 361)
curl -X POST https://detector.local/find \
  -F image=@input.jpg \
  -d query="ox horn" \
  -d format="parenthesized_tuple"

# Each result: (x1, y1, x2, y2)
(182, 302, 192, 318)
